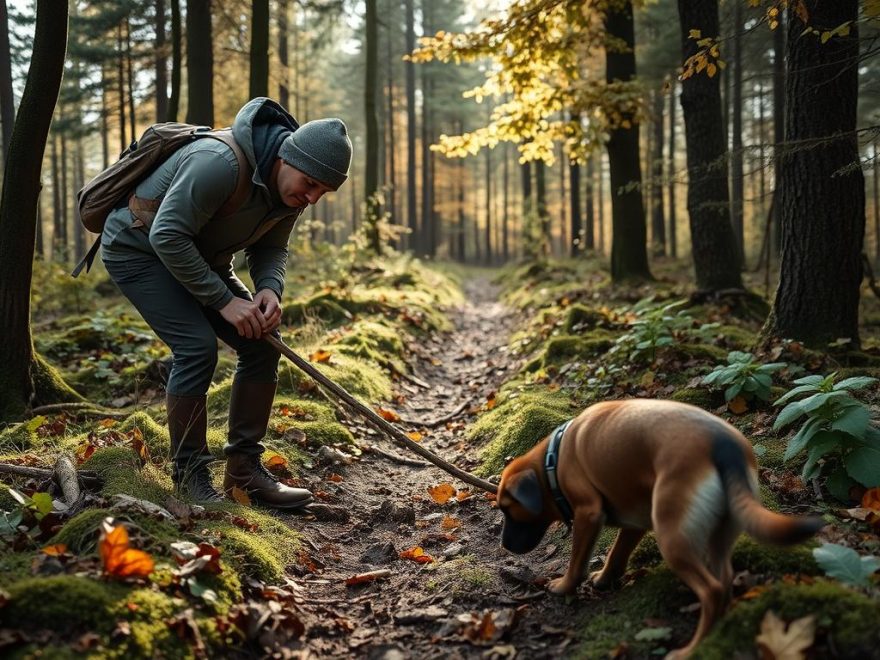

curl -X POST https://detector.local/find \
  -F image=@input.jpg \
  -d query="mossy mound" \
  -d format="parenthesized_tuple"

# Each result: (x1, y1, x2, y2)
(207, 522, 287, 582)
(695, 581, 880, 659)
(118, 411, 169, 458)
(730, 536, 819, 575)
(541, 331, 617, 365)
(287, 419, 354, 446)
(335, 319, 408, 375)
(276, 352, 392, 403)
(81, 446, 172, 502)
(471, 389, 577, 475)
(671, 387, 724, 409)
(0, 421, 39, 451)
(563, 304, 608, 333)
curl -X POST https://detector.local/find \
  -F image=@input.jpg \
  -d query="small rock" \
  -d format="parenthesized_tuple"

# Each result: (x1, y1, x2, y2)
(442, 542, 464, 557)
(305, 503, 350, 522)
(393, 605, 448, 624)
(373, 500, 415, 525)
(111, 396, 133, 408)
(360, 541, 398, 565)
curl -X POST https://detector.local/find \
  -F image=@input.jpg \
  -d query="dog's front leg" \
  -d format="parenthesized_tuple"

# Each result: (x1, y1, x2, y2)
(548, 508, 605, 595)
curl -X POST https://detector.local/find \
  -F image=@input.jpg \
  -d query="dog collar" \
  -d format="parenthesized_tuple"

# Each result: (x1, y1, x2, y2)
(544, 420, 574, 526)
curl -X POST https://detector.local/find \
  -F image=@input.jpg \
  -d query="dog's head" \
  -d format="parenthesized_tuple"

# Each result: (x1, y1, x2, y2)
(497, 466, 551, 554)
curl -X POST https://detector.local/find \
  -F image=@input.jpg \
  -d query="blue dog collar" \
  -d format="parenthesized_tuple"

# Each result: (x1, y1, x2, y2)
(544, 420, 574, 526)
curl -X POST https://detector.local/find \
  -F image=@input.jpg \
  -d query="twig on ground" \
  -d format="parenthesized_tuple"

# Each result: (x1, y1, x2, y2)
(31, 403, 130, 420)
(364, 444, 429, 467)
(400, 399, 471, 428)
(0, 462, 103, 489)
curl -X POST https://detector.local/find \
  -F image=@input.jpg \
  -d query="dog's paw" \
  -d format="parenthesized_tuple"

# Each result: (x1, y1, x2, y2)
(547, 576, 575, 595)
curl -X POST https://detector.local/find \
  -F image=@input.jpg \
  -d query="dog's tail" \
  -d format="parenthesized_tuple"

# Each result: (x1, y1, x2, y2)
(713, 434, 825, 545)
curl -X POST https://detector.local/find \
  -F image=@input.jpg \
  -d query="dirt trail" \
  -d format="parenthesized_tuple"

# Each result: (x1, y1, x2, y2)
(278, 277, 580, 658)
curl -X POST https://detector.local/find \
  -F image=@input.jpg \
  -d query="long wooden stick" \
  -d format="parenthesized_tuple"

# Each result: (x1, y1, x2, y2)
(264, 335, 497, 494)
(0, 462, 103, 488)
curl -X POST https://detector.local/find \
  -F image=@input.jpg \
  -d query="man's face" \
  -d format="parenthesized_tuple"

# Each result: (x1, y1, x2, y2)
(275, 160, 334, 209)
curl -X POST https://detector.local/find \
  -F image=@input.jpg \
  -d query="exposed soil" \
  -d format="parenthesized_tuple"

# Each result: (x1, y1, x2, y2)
(273, 277, 583, 658)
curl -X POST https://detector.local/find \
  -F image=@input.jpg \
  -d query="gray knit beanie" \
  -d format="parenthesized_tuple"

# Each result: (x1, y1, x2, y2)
(278, 118, 352, 190)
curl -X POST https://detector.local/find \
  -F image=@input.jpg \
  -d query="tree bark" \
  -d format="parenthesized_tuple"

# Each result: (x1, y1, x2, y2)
(0, 0, 14, 165)
(771, 13, 784, 256)
(167, 0, 181, 121)
(677, 0, 742, 291)
(155, 0, 168, 122)
(584, 154, 595, 250)
(249, 0, 269, 100)
(730, 0, 744, 262)
(117, 23, 126, 152)
(0, 1, 71, 421)
(569, 159, 581, 256)
(405, 0, 417, 252)
(278, 0, 289, 108)
(668, 77, 677, 258)
(604, 1, 651, 281)
(364, 0, 381, 254)
(651, 89, 666, 256)
(185, 0, 213, 126)
(763, 0, 864, 348)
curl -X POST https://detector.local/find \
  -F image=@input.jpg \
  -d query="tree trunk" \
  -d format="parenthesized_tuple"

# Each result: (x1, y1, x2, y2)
(186, 0, 213, 126)
(117, 23, 126, 152)
(875, 140, 879, 269)
(0, 0, 14, 165)
(535, 160, 550, 257)
(405, 0, 417, 252)
(604, 2, 651, 281)
(155, 0, 168, 122)
(50, 134, 61, 260)
(730, 0, 744, 262)
(763, 0, 864, 348)
(584, 154, 595, 250)
(278, 0, 289, 109)
(651, 89, 666, 256)
(101, 64, 109, 167)
(126, 17, 136, 141)
(485, 143, 492, 263)
(249, 0, 269, 99)
(502, 142, 509, 261)
(364, 0, 381, 254)
(168, 0, 181, 121)
(597, 153, 604, 254)
(668, 77, 677, 258)
(677, 0, 742, 291)
(0, 0, 76, 421)
(569, 159, 581, 256)
(772, 13, 784, 256)
(385, 20, 396, 229)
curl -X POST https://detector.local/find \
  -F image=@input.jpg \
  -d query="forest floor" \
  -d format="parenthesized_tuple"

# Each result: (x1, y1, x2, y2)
(279, 276, 580, 659)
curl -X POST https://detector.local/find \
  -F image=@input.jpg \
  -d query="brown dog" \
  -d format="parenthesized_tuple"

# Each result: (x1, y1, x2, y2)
(496, 399, 824, 658)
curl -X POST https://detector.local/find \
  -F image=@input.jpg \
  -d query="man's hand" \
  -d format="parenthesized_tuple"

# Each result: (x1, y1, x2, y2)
(220, 297, 269, 339)
(253, 289, 282, 334)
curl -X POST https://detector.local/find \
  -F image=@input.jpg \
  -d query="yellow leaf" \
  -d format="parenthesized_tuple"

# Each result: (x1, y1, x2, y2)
(42, 544, 68, 556)
(399, 546, 433, 563)
(770, 19, 779, 30)
(820, 31, 832, 44)
(441, 515, 460, 530)
(376, 407, 401, 422)
(755, 611, 816, 660)
(309, 350, 332, 363)
(406, 431, 423, 442)
(707, 63, 718, 78)
(265, 455, 287, 468)
(689, 29, 701, 39)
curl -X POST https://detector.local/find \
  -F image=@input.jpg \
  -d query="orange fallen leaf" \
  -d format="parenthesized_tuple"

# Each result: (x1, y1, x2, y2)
(399, 546, 433, 564)
(99, 522, 154, 579)
(861, 487, 880, 511)
(406, 431, 423, 442)
(428, 483, 456, 505)
(376, 407, 401, 422)
(345, 569, 391, 586)
(441, 515, 460, 530)
(99, 418, 117, 429)
(309, 350, 332, 363)
(485, 393, 497, 411)
(740, 585, 767, 601)
(728, 395, 749, 414)
(265, 455, 287, 468)
(230, 486, 251, 506)
(327, 473, 344, 483)
(41, 544, 68, 556)
(456, 489, 473, 502)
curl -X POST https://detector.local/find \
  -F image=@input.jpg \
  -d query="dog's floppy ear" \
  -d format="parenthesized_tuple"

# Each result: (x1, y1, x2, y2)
(507, 468, 543, 516)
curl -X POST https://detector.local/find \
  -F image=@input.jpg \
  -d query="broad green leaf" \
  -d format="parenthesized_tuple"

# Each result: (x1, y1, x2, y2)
(753, 373, 773, 389)
(0, 510, 23, 536)
(812, 543, 880, 587)
(634, 627, 672, 642)
(793, 374, 824, 386)
(742, 379, 759, 393)
(774, 384, 819, 406)
(774, 402, 806, 430)
(758, 362, 787, 373)
(831, 405, 871, 439)
(800, 391, 844, 413)
(801, 431, 841, 481)
(784, 417, 824, 462)
(728, 351, 753, 363)
(725, 383, 743, 401)
(30, 493, 53, 517)
(833, 377, 878, 392)
(844, 445, 880, 487)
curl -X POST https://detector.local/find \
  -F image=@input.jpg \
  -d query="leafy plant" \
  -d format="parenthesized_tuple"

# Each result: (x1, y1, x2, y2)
(773, 373, 880, 500)
(702, 351, 786, 402)
(609, 298, 717, 363)
(813, 543, 880, 588)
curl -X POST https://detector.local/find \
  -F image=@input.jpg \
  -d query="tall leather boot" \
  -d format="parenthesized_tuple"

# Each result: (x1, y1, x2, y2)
(167, 393, 223, 503)
(223, 380, 313, 510)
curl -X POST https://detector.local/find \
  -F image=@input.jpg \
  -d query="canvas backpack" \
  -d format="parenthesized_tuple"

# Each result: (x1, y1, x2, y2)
(71, 123, 253, 277)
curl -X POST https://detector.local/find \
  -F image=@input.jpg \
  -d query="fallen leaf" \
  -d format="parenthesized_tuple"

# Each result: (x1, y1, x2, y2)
(327, 473, 344, 483)
(230, 486, 251, 506)
(99, 520, 154, 579)
(862, 487, 880, 511)
(41, 544, 68, 556)
(265, 455, 288, 468)
(309, 350, 332, 363)
(441, 515, 460, 530)
(406, 431, 423, 442)
(755, 610, 815, 660)
(345, 569, 391, 586)
(399, 546, 433, 564)
(728, 395, 749, 414)
(99, 418, 118, 429)
(376, 407, 401, 422)
(428, 483, 456, 505)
